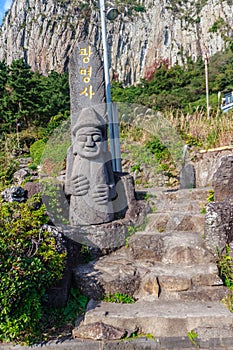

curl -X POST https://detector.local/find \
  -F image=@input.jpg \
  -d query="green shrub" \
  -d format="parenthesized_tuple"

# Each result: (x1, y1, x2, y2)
(145, 136, 170, 161)
(0, 153, 18, 188)
(30, 139, 46, 166)
(46, 111, 70, 135)
(0, 194, 66, 344)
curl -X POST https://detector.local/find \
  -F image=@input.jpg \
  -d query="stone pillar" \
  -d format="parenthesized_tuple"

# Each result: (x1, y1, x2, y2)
(66, 41, 116, 226)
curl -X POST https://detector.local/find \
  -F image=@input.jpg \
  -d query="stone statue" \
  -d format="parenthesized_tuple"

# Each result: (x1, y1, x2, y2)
(65, 107, 116, 226)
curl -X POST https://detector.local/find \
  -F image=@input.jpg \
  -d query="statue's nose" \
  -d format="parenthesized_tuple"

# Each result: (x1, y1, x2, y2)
(86, 136, 95, 147)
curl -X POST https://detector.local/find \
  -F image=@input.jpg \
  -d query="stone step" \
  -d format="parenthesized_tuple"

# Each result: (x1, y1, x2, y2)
(135, 261, 225, 301)
(128, 231, 213, 264)
(142, 189, 210, 215)
(3, 336, 233, 350)
(73, 243, 224, 302)
(139, 187, 212, 202)
(145, 212, 205, 233)
(81, 300, 233, 338)
(150, 198, 207, 214)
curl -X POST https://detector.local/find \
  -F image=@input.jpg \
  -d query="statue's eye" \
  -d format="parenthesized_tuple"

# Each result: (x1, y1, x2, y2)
(77, 135, 87, 142)
(93, 135, 102, 142)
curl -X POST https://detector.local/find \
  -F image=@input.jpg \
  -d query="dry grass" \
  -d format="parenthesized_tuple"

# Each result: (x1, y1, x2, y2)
(164, 108, 233, 149)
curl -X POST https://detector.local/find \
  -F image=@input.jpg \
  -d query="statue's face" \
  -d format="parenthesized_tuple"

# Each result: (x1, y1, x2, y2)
(75, 126, 104, 158)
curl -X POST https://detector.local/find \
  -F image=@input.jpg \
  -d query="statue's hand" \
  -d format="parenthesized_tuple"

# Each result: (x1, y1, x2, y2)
(71, 174, 89, 196)
(92, 184, 109, 205)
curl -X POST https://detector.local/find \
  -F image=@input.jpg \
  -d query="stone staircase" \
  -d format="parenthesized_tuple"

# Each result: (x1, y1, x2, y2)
(72, 187, 233, 348)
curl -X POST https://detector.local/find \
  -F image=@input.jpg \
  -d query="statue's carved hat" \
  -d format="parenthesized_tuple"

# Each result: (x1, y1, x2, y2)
(72, 107, 107, 138)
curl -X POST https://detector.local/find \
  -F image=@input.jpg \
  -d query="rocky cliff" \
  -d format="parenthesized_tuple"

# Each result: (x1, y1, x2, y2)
(0, 0, 232, 84)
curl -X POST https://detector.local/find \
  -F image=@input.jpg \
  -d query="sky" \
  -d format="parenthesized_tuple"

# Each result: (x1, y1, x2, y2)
(0, 0, 12, 24)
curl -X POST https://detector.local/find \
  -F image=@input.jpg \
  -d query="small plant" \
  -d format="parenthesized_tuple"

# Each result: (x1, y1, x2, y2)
(122, 330, 156, 342)
(222, 291, 233, 313)
(217, 245, 233, 313)
(207, 189, 215, 202)
(187, 329, 200, 348)
(28, 163, 38, 171)
(103, 292, 135, 304)
(157, 226, 165, 233)
(151, 206, 157, 213)
(125, 219, 148, 247)
(200, 207, 206, 214)
(131, 163, 141, 173)
(217, 244, 233, 290)
(145, 136, 170, 162)
(81, 244, 93, 263)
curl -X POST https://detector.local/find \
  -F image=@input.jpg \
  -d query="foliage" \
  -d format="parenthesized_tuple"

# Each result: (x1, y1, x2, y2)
(145, 136, 170, 162)
(125, 220, 148, 247)
(209, 18, 225, 33)
(103, 292, 135, 304)
(0, 153, 18, 189)
(119, 120, 178, 187)
(30, 139, 46, 166)
(0, 195, 66, 344)
(112, 48, 233, 116)
(40, 288, 88, 341)
(80, 245, 93, 263)
(207, 189, 215, 202)
(187, 329, 200, 348)
(122, 330, 156, 341)
(199, 207, 206, 214)
(41, 180, 69, 226)
(0, 59, 70, 135)
(217, 244, 233, 290)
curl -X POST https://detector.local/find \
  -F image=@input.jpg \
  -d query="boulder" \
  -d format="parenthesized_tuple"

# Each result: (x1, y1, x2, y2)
(73, 250, 140, 300)
(213, 154, 233, 202)
(179, 163, 196, 189)
(1, 186, 27, 202)
(13, 168, 29, 184)
(204, 154, 233, 255)
(204, 199, 233, 256)
(72, 322, 126, 340)
(24, 181, 41, 198)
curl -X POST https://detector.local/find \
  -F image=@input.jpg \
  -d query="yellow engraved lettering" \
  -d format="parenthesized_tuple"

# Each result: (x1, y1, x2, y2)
(79, 46, 93, 63)
(79, 85, 95, 100)
(79, 66, 92, 84)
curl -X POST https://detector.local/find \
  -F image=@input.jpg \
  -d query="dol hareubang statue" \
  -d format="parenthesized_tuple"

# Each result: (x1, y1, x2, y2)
(65, 107, 116, 226)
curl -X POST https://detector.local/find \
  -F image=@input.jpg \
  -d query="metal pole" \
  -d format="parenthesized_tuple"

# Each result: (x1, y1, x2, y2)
(99, 0, 116, 171)
(112, 102, 122, 172)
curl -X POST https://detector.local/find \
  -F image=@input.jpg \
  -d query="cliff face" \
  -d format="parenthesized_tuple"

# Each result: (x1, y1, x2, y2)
(0, 0, 232, 84)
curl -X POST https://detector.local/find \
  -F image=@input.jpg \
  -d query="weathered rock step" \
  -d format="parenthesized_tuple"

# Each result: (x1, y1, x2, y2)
(83, 300, 233, 338)
(137, 262, 222, 291)
(143, 189, 210, 215)
(73, 245, 225, 301)
(145, 212, 205, 233)
(135, 261, 226, 302)
(141, 187, 212, 202)
(129, 231, 213, 264)
(151, 200, 207, 215)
